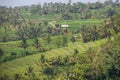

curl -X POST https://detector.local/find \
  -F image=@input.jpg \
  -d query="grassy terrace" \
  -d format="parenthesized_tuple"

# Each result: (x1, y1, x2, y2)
(20, 10, 104, 31)
(0, 34, 76, 60)
(57, 19, 104, 31)
(0, 39, 106, 76)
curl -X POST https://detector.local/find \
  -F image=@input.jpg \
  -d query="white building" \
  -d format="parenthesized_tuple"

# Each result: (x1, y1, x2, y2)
(61, 25, 69, 28)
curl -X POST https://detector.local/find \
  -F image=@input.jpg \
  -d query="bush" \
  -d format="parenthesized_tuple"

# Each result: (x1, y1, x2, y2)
(56, 41, 62, 48)
(3, 56, 11, 62)
(26, 66, 34, 73)
(0, 48, 4, 57)
(10, 52, 17, 59)
(21, 51, 33, 56)
(39, 47, 47, 52)
(13, 73, 23, 80)
(40, 54, 45, 64)
(2, 52, 17, 62)
(74, 48, 79, 56)
(43, 66, 54, 76)
(0, 74, 10, 80)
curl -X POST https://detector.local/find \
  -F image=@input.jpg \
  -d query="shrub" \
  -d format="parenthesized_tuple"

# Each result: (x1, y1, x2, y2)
(43, 66, 54, 76)
(0, 74, 10, 80)
(74, 48, 79, 56)
(3, 56, 10, 62)
(40, 54, 45, 64)
(13, 73, 23, 80)
(10, 52, 17, 59)
(0, 48, 4, 57)
(39, 47, 47, 52)
(26, 66, 34, 73)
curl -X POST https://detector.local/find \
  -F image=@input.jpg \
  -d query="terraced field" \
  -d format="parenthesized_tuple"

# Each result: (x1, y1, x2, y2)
(0, 39, 106, 76)
(57, 19, 104, 31)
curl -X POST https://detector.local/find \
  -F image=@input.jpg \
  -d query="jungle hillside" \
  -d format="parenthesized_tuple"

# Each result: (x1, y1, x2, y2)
(0, 0, 120, 80)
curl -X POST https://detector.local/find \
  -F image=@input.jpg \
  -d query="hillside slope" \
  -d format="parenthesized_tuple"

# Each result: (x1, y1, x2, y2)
(0, 39, 105, 76)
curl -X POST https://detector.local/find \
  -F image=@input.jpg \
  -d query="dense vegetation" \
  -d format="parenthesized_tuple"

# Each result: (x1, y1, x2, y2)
(0, 0, 120, 80)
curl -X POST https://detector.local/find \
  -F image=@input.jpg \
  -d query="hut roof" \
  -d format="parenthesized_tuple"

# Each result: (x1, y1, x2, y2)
(61, 25, 69, 28)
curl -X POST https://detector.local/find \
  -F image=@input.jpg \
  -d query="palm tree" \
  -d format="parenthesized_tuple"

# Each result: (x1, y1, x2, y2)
(21, 38, 28, 51)
(0, 74, 10, 80)
(71, 36, 76, 44)
(26, 66, 34, 74)
(33, 38, 41, 51)
(40, 54, 45, 64)
(13, 73, 23, 80)
(62, 36, 68, 46)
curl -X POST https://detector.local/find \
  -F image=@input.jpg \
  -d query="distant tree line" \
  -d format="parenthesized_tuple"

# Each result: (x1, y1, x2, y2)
(14, 0, 120, 20)
(80, 13, 120, 43)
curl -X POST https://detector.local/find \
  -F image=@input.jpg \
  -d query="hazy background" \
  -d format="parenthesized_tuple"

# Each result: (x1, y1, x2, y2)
(0, 0, 116, 7)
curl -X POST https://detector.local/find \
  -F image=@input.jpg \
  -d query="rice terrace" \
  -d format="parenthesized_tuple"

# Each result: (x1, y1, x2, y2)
(0, 0, 120, 80)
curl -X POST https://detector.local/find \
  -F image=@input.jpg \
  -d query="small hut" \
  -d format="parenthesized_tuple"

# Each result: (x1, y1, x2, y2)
(61, 25, 69, 28)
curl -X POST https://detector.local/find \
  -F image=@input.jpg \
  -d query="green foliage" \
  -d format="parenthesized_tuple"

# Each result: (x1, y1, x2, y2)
(43, 66, 55, 76)
(33, 38, 41, 49)
(0, 2, 120, 79)
(80, 18, 120, 43)
(57, 19, 103, 31)
(40, 54, 45, 64)
(74, 48, 79, 56)
(0, 74, 10, 80)
(2, 56, 11, 62)
(26, 66, 34, 73)
(100, 34, 120, 79)
(106, 8, 116, 17)
(55, 36, 62, 48)
(61, 12, 72, 20)
(112, 13, 120, 33)
(71, 36, 76, 44)
(10, 52, 17, 59)
(21, 38, 28, 50)
(69, 34, 120, 80)
(28, 25, 42, 39)
(13, 73, 23, 80)
(0, 48, 4, 57)
(39, 47, 47, 52)
(16, 24, 42, 40)
(21, 50, 32, 56)
(25, 0, 119, 20)
(62, 36, 68, 47)
(0, 39, 105, 78)
(43, 34, 51, 43)
(16, 27, 26, 40)
(0, 73, 24, 80)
